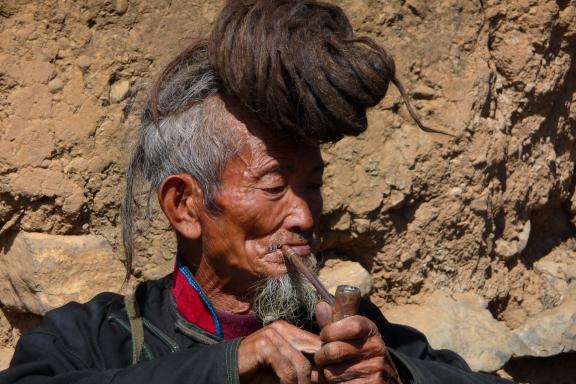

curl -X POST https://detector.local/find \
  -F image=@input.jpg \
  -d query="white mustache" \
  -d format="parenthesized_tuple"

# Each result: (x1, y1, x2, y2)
(266, 243, 282, 253)
(265, 234, 311, 253)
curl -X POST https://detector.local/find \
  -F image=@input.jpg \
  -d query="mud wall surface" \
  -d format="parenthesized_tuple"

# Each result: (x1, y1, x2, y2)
(1, 0, 575, 382)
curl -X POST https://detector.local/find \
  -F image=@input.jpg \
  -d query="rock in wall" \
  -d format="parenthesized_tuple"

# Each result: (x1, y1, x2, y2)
(1, 0, 575, 380)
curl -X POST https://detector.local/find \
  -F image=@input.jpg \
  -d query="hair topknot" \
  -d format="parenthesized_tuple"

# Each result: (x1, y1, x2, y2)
(209, 0, 398, 143)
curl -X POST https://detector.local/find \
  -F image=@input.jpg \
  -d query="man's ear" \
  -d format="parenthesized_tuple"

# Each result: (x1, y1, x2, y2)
(158, 174, 203, 241)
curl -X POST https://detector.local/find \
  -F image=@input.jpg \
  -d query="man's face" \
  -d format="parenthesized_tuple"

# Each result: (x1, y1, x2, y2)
(197, 113, 324, 292)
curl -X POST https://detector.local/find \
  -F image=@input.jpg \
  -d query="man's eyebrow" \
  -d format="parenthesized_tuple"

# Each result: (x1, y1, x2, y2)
(257, 162, 323, 177)
(260, 164, 291, 176)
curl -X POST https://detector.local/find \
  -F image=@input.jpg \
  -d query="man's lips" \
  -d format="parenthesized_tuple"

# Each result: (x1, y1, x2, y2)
(284, 244, 311, 257)
(264, 244, 312, 267)
(266, 244, 311, 256)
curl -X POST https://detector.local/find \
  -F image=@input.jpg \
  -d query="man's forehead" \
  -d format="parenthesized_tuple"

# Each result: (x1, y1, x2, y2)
(242, 131, 324, 174)
(220, 98, 323, 173)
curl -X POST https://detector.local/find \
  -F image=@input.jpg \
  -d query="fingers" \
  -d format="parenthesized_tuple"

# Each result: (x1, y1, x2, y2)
(314, 340, 363, 366)
(321, 358, 387, 383)
(310, 366, 321, 384)
(321, 357, 402, 384)
(239, 323, 318, 384)
(311, 315, 402, 384)
(263, 331, 313, 384)
(315, 336, 387, 367)
(269, 320, 321, 354)
(315, 300, 332, 329)
(319, 316, 379, 343)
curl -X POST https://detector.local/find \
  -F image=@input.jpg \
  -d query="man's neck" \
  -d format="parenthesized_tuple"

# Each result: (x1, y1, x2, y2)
(195, 261, 252, 314)
(180, 251, 253, 314)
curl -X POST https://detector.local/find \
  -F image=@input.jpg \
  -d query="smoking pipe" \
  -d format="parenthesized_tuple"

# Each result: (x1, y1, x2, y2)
(281, 245, 361, 321)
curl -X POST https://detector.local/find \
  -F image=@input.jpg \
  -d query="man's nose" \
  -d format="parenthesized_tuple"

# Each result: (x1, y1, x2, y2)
(283, 192, 316, 234)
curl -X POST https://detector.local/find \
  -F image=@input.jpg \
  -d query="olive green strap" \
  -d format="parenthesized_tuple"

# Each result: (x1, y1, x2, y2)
(124, 293, 145, 365)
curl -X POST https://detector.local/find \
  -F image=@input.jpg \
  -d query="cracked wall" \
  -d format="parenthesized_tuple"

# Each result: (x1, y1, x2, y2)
(1, 0, 575, 381)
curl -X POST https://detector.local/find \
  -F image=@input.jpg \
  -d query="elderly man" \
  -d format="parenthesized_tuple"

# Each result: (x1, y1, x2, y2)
(1, 1, 512, 383)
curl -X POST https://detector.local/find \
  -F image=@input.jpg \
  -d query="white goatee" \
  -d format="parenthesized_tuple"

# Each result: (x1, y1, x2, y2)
(252, 254, 321, 325)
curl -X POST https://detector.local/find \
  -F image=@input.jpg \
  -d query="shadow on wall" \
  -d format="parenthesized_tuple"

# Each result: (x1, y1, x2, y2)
(0, 305, 42, 369)
(502, 352, 576, 384)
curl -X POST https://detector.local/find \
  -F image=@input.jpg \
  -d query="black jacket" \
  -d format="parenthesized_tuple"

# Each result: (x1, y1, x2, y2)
(0, 275, 512, 384)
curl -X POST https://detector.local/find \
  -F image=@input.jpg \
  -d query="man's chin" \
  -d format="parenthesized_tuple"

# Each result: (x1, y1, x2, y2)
(263, 264, 290, 278)
(252, 254, 320, 325)
(259, 250, 289, 277)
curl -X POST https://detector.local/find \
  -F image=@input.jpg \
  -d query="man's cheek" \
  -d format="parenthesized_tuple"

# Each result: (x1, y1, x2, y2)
(242, 206, 285, 239)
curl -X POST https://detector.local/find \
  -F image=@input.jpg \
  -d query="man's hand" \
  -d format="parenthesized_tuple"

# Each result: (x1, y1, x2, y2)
(314, 301, 403, 384)
(238, 320, 321, 384)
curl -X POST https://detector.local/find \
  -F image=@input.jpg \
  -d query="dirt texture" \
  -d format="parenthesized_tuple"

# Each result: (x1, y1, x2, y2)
(1, 0, 575, 381)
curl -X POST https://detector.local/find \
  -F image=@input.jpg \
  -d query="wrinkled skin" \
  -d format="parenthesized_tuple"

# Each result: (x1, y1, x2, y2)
(158, 97, 402, 383)
(238, 302, 403, 384)
(197, 120, 324, 297)
(314, 302, 403, 384)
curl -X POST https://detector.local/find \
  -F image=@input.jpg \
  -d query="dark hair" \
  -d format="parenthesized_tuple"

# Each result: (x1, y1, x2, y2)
(208, 0, 449, 142)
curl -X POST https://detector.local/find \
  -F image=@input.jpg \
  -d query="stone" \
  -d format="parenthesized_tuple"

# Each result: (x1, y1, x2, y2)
(411, 84, 437, 100)
(114, 0, 129, 15)
(495, 220, 531, 260)
(3, 59, 55, 86)
(0, 232, 125, 315)
(381, 190, 405, 212)
(330, 212, 351, 231)
(7, 84, 52, 120)
(319, 259, 372, 296)
(109, 79, 130, 103)
(495, 239, 519, 260)
(534, 258, 576, 298)
(0, 348, 13, 370)
(384, 292, 521, 372)
(516, 220, 531, 254)
(535, 260, 576, 281)
(511, 284, 576, 358)
(8, 168, 84, 216)
(76, 55, 93, 70)
(348, 190, 382, 216)
(1, 118, 55, 168)
(352, 218, 370, 234)
(448, 186, 463, 198)
(47, 77, 64, 93)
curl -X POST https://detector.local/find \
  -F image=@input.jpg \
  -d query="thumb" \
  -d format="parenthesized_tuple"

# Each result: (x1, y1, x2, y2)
(315, 300, 332, 329)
